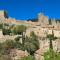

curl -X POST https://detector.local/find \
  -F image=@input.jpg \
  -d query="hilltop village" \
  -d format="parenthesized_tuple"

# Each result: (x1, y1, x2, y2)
(1, 10, 60, 37)
(0, 10, 60, 60)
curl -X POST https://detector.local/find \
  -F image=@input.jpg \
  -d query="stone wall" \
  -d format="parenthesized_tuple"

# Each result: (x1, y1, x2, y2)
(0, 35, 22, 43)
(10, 49, 29, 60)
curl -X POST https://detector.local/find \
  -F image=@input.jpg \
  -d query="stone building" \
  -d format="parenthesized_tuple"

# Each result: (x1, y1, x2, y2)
(0, 10, 60, 60)
(38, 13, 49, 26)
(10, 49, 29, 60)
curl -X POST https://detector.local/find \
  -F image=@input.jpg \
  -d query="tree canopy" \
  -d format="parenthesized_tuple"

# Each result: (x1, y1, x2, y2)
(12, 25, 27, 35)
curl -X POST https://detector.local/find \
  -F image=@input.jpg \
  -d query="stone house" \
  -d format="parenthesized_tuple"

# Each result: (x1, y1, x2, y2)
(53, 29, 60, 37)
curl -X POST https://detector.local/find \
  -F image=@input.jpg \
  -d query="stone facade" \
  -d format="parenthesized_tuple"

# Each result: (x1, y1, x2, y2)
(34, 38, 49, 60)
(38, 13, 49, 26)
(10, 49, 29, 60)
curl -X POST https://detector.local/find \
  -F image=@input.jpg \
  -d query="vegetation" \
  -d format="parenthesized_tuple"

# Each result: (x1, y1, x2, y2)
(12, 25, 27, 35)
(0, 37, 37, 60)
(4, 10, 8, 18)
(12, 25, 27, 46)
(2, 24, 27, 35)
(44, 34, 58, 60)
(0, 40, 24, 55)
(0, 31, 39, 56)
(0, 23, 3, 29)
(24, 31, 39, 55)
(15, 36, 21, 42)
(21, 55, 34, 60)
(14, 31, 39, 55)
(44, 49, 60, 60)
(0, 41, 13, 60)
(2, 28, 11, 35)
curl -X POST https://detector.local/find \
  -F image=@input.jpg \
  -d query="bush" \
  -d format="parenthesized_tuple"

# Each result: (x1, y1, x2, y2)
(0, 23, 3, 29)
(21, 55, 35, 60)
(2, 28, 11, 35)
(15, 36, 21, 42)
(44, 49, 60, 60)
(0, 40, 24, 55)
(12, 25, 27, 35)
(24, 32, 39, 55)
(24, 42, 37, 55)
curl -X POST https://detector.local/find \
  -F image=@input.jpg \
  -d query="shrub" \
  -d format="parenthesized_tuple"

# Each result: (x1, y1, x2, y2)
(21, 55, 35, 60)
(2, 28, 11, 35)
(44, 49, 60, 60)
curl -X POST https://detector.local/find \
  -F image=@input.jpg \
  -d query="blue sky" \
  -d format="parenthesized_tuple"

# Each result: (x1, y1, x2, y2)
(0, 0, 60, 20)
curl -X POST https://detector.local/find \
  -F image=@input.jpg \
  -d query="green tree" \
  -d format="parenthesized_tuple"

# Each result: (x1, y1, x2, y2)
(24, 42, 37, 55)
(12, 25, 27, 46)
(3, 40, 24, 50)
(12, 25, 27, 35)
(30, 31, 39, 49)
(2, 28, 11, 35)
(24, 31, 39, 55)
(15, 36, 21, 42)
(0, 23, 3, 29)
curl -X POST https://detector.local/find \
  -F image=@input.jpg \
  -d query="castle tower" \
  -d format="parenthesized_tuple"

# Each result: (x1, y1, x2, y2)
(38, 13, 49, 26)
(51, 18, 57, 26)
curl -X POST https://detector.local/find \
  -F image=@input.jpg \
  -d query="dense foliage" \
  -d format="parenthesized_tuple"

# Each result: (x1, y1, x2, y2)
(44, 49, 60, 60)
(0, 24, 3, 29)
(21, 55, 35, 60)
(12, 25, 27, 35)
(24, 31, 39, 55)
(2, 28, 11, 35)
